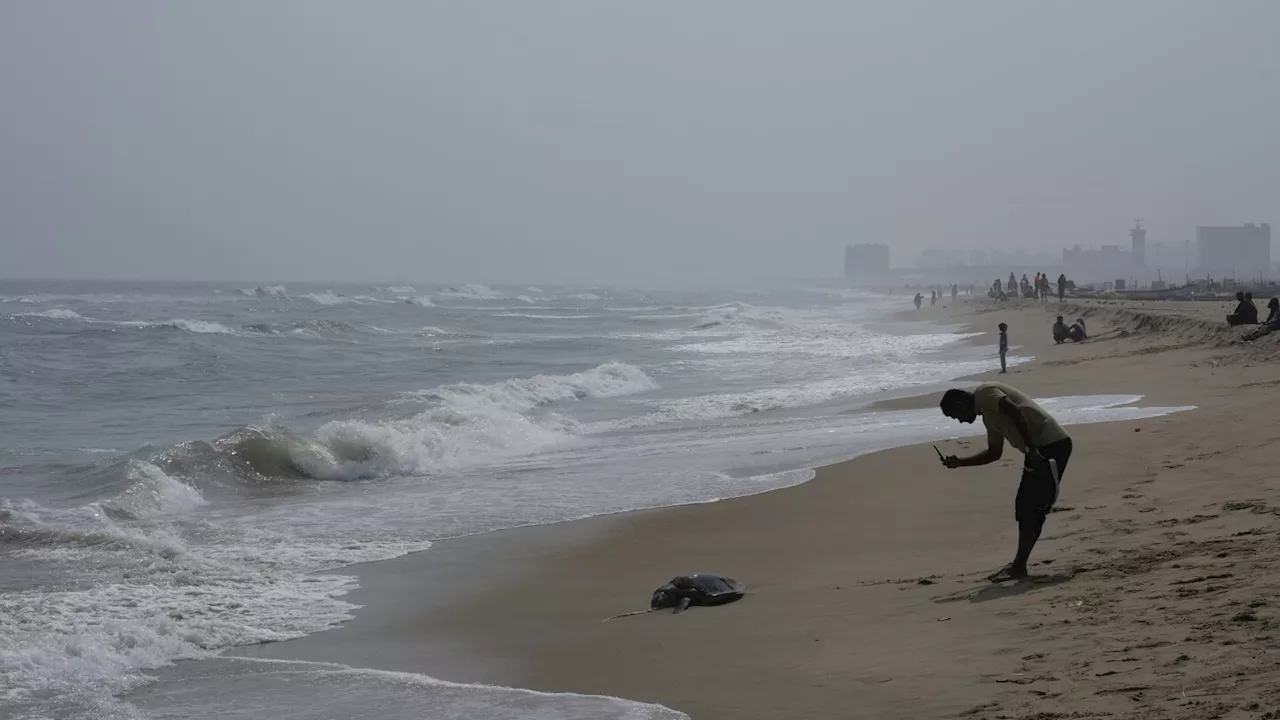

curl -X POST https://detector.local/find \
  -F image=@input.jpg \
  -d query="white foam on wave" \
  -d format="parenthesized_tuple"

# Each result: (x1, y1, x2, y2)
(598, 356, 1002, 429)
(131, 657, 688, 720)
(0, 459, 434, 719)
(11, 308, 85, 320)
(158, 319, 238, 335)
(9, 310, 241, 336)
(496, 313, 595, 320)
(308, 363, 659, 480)
(423, 361, 657, 412)
(376, 285, 416, 294)
(300, 291, 354, 306)
(239, 285, 289, 298)
(402, 295, 435, 307)
(437, 283, 503, 300)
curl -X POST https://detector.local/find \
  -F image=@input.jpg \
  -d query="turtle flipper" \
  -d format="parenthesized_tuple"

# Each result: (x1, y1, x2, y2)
(673, 596, 692, 614)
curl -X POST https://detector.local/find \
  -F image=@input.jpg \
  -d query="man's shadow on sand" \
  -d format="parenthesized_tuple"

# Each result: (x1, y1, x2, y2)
(930, 571, 1078, 604)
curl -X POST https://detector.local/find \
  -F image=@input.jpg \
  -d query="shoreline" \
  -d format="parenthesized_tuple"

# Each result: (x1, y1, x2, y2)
(228, 297, 1280, 719)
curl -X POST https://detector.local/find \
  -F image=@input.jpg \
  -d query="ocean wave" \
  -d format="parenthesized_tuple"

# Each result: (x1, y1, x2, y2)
(64, 363, 660, 487)
(9, 310, 241, 336)
(689, 302, 759, 330)
(0, 464, 430, 718)
(375, 285, 416, 294)
(402, 295, 435, 307)
(596, 357, 997, 430)
(436, 283, 503, 300)
(495, 313, 595, 320)
(156, 319, 238, 335)
(132, 658, 689, 720)
(9, 308, 85, 320)
(300, 292, 354, 306)
(238, 285, 289, 299)
(110, 318, 241, 335)
(409, 361, 657, 413)
(282, 362, 659, 480)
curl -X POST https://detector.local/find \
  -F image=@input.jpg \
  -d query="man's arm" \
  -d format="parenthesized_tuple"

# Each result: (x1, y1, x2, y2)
(946, 432, 1003, 467)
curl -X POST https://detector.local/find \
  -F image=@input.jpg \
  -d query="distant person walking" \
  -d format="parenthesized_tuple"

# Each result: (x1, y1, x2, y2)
(931, 290, 937, 307)
(914, 292, 923, 310)
(938, 382, 1073, 582)
(998, 322, 1009, 373)
(1057, 274, 1067, 302)
(951, 283, 958, 303)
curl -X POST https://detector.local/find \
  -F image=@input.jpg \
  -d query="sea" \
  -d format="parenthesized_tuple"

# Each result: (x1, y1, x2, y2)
(0, 280, 1194, 720)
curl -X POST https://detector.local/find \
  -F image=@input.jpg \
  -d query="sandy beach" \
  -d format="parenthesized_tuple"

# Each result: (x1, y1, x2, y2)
(242, 294, 1280, 720)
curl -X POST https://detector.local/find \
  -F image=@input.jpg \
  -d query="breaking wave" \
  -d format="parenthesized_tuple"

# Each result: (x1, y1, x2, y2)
(300, 292, 354, 306)
(8, 311, 240, 335)
(239, 285, 289, 298)
(437, 284, 502, 300)
(10, 308, 85, 321)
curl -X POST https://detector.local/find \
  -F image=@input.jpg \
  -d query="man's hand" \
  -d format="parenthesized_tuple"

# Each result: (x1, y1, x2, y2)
(943, 455, 961, 469)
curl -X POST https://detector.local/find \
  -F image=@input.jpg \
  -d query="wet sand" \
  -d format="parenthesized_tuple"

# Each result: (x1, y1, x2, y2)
(243, 295, 1280, 719)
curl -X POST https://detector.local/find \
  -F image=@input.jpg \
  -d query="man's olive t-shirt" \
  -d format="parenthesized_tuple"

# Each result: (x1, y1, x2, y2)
(973, 382, 1069, 453)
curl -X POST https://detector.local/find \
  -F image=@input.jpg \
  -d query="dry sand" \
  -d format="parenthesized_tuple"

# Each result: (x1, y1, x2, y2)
(245, 295, 1280, 720)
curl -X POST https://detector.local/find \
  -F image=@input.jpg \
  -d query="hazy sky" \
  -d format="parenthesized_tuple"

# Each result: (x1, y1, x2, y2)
(2, 1, 1278, 285)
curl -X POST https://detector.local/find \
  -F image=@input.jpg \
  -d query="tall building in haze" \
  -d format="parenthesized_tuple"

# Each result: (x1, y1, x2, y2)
(843, 243, 890, 285)
(1195, 224, 1271, 279)
(1130, 220, 1146, 268)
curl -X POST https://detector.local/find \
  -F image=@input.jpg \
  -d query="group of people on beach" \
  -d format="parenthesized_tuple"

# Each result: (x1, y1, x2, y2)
(989, 272, 1068, 302)
(912, 283, 970, 310)
(994, 315, 1086, 374)
(1225, 291, 1280, 342)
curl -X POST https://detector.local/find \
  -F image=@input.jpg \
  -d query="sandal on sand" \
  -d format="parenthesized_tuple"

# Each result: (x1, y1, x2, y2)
(987, 565, 1028, 583)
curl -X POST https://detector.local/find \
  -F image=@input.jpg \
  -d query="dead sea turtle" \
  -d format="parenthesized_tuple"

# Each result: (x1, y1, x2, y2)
(604, 573, 746, 620)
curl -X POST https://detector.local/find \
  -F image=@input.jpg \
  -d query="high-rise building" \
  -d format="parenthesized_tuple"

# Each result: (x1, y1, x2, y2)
(844, 243, 890, 284)
(1129, 220, 1146, 268)
(1195, 224, 1271, 278)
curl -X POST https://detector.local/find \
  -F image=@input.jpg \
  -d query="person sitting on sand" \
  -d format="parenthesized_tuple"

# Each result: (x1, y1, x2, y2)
(938, 382, 1073, 582)
(1066, 319, 1087, 342)
(1052, 316, 1069, 344)
(1242, 298, 1280, 342)
(1226, 291, 1258, 326)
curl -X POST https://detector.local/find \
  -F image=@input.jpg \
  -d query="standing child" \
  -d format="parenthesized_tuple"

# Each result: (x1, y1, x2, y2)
(998, 322, 1009, 373)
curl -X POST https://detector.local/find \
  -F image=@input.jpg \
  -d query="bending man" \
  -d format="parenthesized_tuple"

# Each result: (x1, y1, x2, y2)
(939, 382, 1073, 582)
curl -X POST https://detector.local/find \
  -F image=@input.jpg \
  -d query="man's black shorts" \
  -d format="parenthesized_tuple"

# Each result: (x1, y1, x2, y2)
(1015, 437, 1073, 523)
